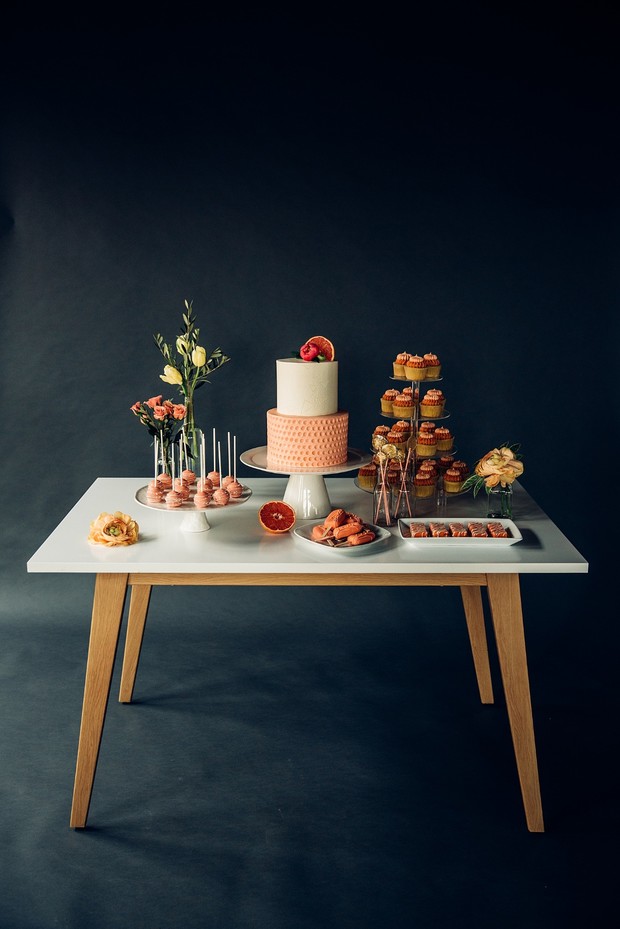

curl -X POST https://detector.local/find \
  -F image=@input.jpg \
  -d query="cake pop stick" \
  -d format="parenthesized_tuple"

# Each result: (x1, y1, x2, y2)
(233, 435, 237, 481)
(153, 436, 158, 481)
(218, 441, 222, 478)
(227, 431, 231, 478)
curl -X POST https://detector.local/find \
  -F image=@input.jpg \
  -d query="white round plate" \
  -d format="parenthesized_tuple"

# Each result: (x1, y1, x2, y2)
(293, 520, 391, 555)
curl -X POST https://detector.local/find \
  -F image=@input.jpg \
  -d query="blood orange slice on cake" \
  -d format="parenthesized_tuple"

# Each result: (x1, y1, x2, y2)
(258, 500, 296, 533)
(308, 336, 335, 361)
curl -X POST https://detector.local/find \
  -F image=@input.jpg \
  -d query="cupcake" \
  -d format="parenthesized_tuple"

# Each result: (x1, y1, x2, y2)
(414, 471, 436, 498)
(416, 430, 437, 458)
(392, 394, 414, 418)
(437, 455, 455, 472)
(423, 353, 441, 379)
(357, 462, 378, 490)
(393, 352, 411, 377)
(443, 468, 464, 493)
(387, 429, 407, 452)
(381, 388, 399, 413)
(404, 355, 428, 381)
(419, 389, 445, 418)
(373, 424, 390, 437)
(434, 426, 453, 451)
(452, 460, 470, 477)
(392, 420, 413, 439)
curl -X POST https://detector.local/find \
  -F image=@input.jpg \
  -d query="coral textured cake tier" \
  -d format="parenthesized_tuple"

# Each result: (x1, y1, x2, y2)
(266, 337, 349, 472)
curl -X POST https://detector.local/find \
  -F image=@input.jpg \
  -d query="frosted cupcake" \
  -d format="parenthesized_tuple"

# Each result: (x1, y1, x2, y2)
(357, 462, 377, 490)
(381, 388, 399, 413)
(423, 353, 441, 379)
(393, 352, 411, 377)
(419, 389, 445, 418)
(414, 471, 436, 498)
(387, 429, 407, 453)
(392, 393, 414, 418)
(434, 426, 453, 451)
(443, 468, 464, 493)
(415, 430, 437, 458)
(404, 355, 428, 381)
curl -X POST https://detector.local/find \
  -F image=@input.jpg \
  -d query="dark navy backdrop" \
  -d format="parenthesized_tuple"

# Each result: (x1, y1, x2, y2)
(0, 14, 617, 927)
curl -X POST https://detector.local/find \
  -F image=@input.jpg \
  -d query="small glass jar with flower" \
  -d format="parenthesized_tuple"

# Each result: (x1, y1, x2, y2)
(461, 444, 524, 519)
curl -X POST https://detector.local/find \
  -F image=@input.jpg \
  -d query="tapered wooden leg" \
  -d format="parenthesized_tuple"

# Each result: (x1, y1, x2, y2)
(70, 573, 128, 829)
(119, 584, 152, 704)
(487, 574, 544, 832)
(460, 585, 494, 704)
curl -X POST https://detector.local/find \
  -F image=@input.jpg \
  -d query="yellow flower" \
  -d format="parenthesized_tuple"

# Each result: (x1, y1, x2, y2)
(88, 512, 139, 546)
(192, 345, 206, 367)
(475, 447, 524, 488)
(160, 364, 183, 385)
(176, 337, 190, 356)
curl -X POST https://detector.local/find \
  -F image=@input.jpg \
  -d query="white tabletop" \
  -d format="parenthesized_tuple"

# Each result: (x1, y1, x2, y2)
(26, 477, 588, 576)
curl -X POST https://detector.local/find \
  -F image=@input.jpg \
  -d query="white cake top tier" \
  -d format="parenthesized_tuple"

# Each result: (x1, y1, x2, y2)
(276, 358, 338, 416)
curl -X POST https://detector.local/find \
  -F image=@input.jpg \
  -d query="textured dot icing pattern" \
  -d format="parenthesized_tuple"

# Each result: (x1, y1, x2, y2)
(266, 409, 349, 470)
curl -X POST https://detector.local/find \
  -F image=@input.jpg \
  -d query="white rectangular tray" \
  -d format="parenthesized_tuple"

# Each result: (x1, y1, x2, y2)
(398, 517, 522, 545)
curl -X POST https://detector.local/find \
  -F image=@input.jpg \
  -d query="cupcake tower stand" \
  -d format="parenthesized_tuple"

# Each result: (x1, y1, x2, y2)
(380, 365, 463, 516)
(240, 446, 372, 519)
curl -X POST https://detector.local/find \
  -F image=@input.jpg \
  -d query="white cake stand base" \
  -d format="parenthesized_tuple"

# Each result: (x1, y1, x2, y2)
(282, 473, 333, 519)
(239, 447, 372, 519)
(180, 510, 211, 532)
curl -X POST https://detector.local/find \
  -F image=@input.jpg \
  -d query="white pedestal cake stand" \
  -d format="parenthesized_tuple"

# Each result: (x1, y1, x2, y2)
(239, 447, 372, 519)
(135, 484, 252, 532)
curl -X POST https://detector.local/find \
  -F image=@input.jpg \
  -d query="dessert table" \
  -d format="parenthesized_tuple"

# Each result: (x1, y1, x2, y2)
(26, 477, 588, 832)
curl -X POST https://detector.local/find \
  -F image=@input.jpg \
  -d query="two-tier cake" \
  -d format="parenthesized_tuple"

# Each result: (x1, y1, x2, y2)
(266, 340, 348, 471)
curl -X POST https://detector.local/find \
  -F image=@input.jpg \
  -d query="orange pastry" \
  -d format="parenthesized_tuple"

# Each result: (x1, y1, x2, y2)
(443, 468, 464, 493)
(404, 355, 427, 381)
(381, 388, 399, 413)
(413, 472, 435, 498)
(423, 353, 441, 378)
(392, 394, 414, 418)
(434, 427, 453, 451)
(324, 508, 347, 529)
(415, 431, 437, 458)
(393, 351, 411, 377)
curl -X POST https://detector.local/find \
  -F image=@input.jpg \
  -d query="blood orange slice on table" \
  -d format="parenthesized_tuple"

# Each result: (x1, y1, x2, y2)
(308, 336, 335, 361)
(258, 500, 296, 533)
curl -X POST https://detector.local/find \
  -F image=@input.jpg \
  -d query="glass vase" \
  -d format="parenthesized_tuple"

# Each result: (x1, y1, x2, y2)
(183, 395, 200, 471)
(486, 484, 513, 519)
(373, 480, 393, 527)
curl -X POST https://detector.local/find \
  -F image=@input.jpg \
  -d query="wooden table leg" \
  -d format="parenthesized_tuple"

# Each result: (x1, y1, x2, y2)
(70, 573, 128, 829)
(119, 584, 152, 704)
(486, 574, 544, 832)
(460, 585, 494, 704)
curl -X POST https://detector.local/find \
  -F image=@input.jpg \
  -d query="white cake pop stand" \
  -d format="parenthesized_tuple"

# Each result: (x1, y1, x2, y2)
(135, 483, 252, 532)
(239, 447, 372, 519)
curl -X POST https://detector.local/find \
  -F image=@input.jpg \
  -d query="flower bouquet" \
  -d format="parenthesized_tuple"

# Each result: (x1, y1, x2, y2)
(461, 444, 524, 519)
(130, 396, 186, 475)
(154, 299, 230, 465)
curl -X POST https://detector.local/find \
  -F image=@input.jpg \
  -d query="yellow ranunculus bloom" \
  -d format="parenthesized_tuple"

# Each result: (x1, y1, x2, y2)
(192, 345, 206, 367)
(160, 364, 183, 385)
(88, 512, 139, 546)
